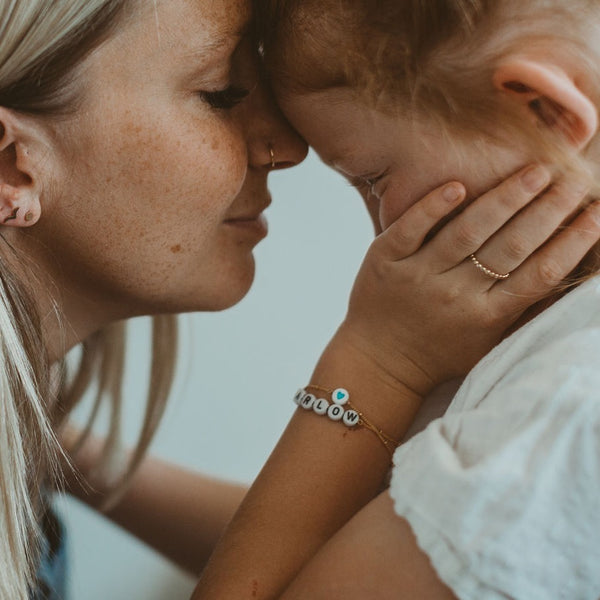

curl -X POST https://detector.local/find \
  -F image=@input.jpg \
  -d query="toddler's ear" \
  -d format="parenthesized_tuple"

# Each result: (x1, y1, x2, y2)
(493, 58, 598, 149)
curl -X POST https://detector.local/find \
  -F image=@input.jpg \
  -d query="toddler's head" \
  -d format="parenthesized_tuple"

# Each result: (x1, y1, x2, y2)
(258, 0, 600, 229)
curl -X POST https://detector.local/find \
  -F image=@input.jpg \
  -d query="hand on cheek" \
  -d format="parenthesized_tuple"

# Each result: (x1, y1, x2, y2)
(338, 164, 600, 395)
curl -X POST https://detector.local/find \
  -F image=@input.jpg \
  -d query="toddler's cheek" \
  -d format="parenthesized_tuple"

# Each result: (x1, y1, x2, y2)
(379, 194, 414, 231)
(362, 194, 382, 234)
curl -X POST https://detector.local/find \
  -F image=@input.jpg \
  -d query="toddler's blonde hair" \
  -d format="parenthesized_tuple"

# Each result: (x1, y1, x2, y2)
(261, 1, 600, 162)
(259, 0, 600, 275)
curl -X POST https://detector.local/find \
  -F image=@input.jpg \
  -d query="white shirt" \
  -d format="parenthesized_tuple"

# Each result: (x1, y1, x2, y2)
(389, 276, 600, 600)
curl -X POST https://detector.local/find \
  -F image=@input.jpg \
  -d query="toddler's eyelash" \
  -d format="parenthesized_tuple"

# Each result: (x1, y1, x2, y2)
(349, 170, 388, 192)
(201, 85, 250, 110)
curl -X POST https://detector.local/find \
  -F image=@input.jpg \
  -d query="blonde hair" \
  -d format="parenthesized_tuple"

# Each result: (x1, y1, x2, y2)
(0, 2, 178, 598)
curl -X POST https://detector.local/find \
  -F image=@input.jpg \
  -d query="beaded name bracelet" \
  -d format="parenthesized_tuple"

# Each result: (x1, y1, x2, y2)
(293, 385, 399, 458)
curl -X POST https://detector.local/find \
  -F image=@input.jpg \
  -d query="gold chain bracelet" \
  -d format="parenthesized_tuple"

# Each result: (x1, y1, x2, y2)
(293, 385, 399, 458)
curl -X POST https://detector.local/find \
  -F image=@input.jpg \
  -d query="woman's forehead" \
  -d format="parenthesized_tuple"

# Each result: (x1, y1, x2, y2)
(126, 0, 251, 54)
(81, 0, 250, 87)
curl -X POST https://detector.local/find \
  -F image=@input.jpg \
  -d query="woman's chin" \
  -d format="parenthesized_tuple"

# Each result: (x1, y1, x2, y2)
(118, 255, 258, 316)
(194, 256, 257, 313)
(211, 284, 254, 312)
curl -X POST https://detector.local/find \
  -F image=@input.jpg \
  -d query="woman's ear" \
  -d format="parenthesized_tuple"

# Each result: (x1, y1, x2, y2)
(493, 58, 598, 149)
(0, 107, 43, 227)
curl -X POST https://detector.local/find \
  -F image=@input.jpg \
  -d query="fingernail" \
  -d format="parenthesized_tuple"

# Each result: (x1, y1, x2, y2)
(443, 183, 463, 202)
(521, 165, 550, 192)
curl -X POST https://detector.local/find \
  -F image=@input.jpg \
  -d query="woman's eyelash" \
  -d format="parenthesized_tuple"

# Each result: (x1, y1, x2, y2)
(200, 85, 250, 110)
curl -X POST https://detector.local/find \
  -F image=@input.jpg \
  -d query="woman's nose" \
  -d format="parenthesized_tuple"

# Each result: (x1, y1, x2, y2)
(243, 79, 308, 171)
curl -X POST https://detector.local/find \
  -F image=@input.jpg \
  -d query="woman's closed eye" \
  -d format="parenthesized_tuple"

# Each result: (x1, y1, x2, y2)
(200, 84, 250, 110)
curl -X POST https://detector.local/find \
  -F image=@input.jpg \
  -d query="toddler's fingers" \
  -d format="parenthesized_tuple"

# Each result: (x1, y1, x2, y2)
(428, 165, 551, 271)
(492, 201, 600, 313)
(376, 182, 465, 259)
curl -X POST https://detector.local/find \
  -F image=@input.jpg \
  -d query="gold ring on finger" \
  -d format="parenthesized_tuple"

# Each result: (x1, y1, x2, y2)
(469, 254, 511, 280)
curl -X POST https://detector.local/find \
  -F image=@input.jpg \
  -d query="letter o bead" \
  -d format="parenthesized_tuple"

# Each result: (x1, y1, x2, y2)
(327, 404, 345, 421)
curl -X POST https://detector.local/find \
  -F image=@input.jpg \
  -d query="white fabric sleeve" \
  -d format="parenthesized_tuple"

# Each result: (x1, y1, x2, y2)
(389, 330, 600, 600)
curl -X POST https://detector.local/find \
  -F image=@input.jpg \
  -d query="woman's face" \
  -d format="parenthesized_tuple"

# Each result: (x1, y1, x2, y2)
(34, 0, 306, 331)
(278, 87, 526, 231)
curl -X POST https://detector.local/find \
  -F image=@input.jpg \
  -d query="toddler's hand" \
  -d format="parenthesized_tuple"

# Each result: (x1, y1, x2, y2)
(339, 165, 600, 395)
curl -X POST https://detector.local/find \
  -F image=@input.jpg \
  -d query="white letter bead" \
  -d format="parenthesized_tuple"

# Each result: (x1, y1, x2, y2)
(300, 393, 316, 410)
(332, 388, 350, 406)
(313, 398, 329, 415)
(293, 389, 306, 406)
(342, 410, 360, 427)
(327, 404, 345, 421)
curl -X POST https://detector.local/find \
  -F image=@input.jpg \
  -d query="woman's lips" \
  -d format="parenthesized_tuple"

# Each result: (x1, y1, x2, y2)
(224, 194, 271, 239)
(223, 212, 269, 239)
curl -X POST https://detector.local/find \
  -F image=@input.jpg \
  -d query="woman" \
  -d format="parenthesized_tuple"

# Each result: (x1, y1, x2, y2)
(193, 1, 600, 598)
(0, 1, 591, 598)
(0, 1, 305, 597)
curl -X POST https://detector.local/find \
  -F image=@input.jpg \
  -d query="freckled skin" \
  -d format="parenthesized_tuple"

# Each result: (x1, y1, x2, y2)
(18, 0, 295, 342)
